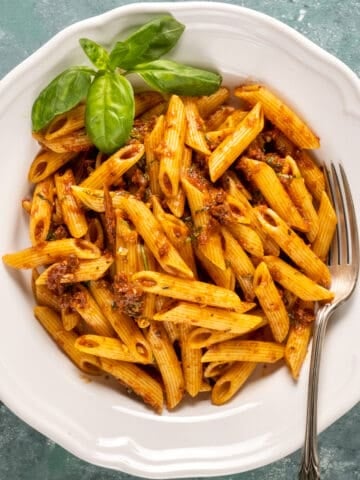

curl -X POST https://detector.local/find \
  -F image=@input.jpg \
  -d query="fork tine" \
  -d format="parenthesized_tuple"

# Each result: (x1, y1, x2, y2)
(323, 165, 339, 266)
(330, 164, 348, 265)
(339, 164, 359, 268)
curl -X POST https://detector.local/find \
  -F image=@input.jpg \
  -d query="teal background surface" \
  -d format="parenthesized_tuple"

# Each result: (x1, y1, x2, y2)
(0, 1, 359, 479)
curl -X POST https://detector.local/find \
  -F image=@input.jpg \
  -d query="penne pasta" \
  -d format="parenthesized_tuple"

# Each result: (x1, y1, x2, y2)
(115, 195, 194, 279)
(211, 362, 257, 405)
(197, 87, 230, 118)
(312, 191, 337, 261)
(80, 143, 144, 189)
(263, 256, 334, 301)
(28, 149, 77, 183)
(182, 177, 226, 271)
(285, 322, 312, 379)
(153, 302, 265, 335)
(75, 335, 144, 362)
(132, 271, 243, 309)
(29, 177, 54, 245)
(55, 169, 88, 238)
(35, 254, 114, 285)
(183, 97, 210, 155)
(208, 102, 264, 182)
(256, 207, 331, 287)
(253, 262, 289, 343)
(3, 238, 100, 269)
(234, 84, 320, 149)
(238, 157, 308, 232)
(158, 95, 186, 198)
(145, 321, 185, 409)
(201, 340, 285, 364)
(44, 104, 86, 140)
(144, 114, 164, 196)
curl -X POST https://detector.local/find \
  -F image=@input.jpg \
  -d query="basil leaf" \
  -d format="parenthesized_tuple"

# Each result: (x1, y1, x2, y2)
(85, 71, 135, 154)
(109, 15, 185, 70)
(132, 60, 222, 96)
(79, 38, 110, 70)
(32, 67, 95, 131)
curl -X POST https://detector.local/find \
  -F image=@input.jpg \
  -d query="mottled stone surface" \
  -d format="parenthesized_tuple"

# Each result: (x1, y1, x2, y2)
(0, 1, 359, 478)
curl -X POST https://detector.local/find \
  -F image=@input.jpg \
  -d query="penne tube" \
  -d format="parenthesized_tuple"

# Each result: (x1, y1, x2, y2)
(223, 172, 279, 255)
(55, 169, 88, 238)
(145, 321, 185, 409)
(197, 87, 230, 118)
(227, 223, 264, 258)
(132, 271, 243, 309)
(183, 97, 210, 155)
(201, 340, 285, 363)
(152, 195, 197, 276)
(80, 143, 144, 189)
(153, 302, 265, 335)
(34, 306, 100, 375)
(253, 262, 289, 343)
(33, 128, 93, 153)
(144, 114, 164, 196)
(182, 177, 226, 271)
(312, 191, 337, 261)
(3, 238, 100, 269)
(71, 186, 127, 212)
(89, 280, 152, 364)
(134, 91, 164, 117)
(285, 322, 312, 379)
(158, 95, 186, 198)
(178, 323, 203, 398)
(238, 157, 308, 232)
(70, 284, 115, 337)
(281, 156, 319, 242)
(162, 321, 180, 343)
(234, 84, 320, 149)
(205, 128, 235, 150)
(61, 308, 81, 331)
(28, 149, 77, 183)
(115, 211, 139, 276)
(165, 146, 192, 218)
(44, 104, 86, 140)
(256, 207, 331, 287)
(29, 177, 54, 245)
(75, 335, 144, 362)
(211, 362, 257, 405)
(36, 254, 114, 285)
(221, 227, 255, 301)
(204, 361, 234, 379)
(263, 255, 334, 301)
(35, 284, 62, 312)
(206, 105, 235, 131)
(84, 217, 105, 250)
(295, 150, 325, 203)
(194, 245, 235, 290)
(115, 195, 194, 279)
(189, 328, 241, 349)
(218, 109, 249, 129)
(96, 357, 164, 413)
(208, 102, 264, 182)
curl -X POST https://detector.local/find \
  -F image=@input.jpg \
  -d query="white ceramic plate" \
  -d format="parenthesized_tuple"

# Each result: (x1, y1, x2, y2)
(0, 2, 359, 478)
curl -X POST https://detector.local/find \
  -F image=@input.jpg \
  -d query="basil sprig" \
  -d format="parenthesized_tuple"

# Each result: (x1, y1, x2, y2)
(31, 15, 222, 153)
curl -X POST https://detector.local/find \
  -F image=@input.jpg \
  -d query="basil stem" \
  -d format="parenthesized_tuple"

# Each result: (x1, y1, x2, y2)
(85, 71, 135, 154)
(79, 38, 110, 70)
(31, 67, 95, 131)
(109, 15, 185, 71)
(132, 59, 222, 96)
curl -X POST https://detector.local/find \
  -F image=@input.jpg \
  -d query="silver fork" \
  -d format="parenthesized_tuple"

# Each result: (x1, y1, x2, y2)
(299, 163, 359, 480)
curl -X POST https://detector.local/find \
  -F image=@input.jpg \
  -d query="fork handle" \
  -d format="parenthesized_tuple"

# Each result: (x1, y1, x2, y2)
(299, 305, 333, 480)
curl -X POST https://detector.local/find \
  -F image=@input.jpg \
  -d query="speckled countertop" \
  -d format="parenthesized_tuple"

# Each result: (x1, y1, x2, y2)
(1, 1, 360, 479)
